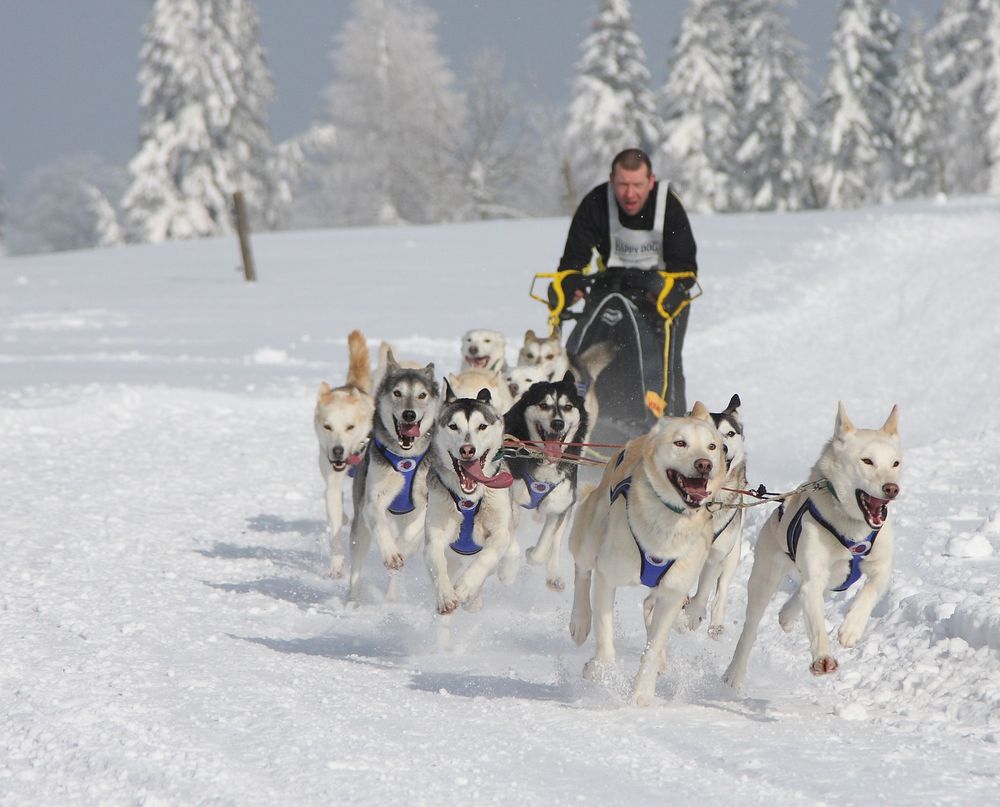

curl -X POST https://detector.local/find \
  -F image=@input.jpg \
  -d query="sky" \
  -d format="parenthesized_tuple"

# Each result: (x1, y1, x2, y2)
(0, 0, 943, 195)
(1, 189, 999, 802)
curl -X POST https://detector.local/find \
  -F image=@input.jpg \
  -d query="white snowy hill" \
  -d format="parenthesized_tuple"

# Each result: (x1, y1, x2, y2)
(2, 196, 1000, 804)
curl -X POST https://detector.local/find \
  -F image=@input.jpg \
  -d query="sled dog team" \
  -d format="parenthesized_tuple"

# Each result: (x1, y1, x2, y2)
(315, 328, 903, 703)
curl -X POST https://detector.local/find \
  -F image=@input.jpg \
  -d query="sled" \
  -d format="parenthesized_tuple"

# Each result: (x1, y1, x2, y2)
(530, 267, 701, 442)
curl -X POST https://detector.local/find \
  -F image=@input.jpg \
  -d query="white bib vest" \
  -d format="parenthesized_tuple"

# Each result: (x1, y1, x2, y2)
(606, 182, 668, 271)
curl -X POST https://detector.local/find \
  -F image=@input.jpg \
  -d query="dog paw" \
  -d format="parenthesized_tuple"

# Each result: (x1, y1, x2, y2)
(810, 656, 839, 676)
(582, 657, 613, 682)
(525, 545, 544, 566)
(569, 613, 591, 646)
(546, 575, 565, 592)
(498, 552, 520, 586)
(437, 594, 459, 615)
(721, 665, 744, 690)
(463, 592, 484, 613)
(383, 553, 405, 571)
(633, 687, 655, 708)
(838, 619, 866, 648)
(707, 623, 725, 640)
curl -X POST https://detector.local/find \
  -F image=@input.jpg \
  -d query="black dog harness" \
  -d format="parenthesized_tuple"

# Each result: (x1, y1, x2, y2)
(374, 438, 427, 515)
(779, 498, 881, 592)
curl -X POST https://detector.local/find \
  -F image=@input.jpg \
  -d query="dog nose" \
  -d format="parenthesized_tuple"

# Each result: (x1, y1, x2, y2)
(460, 443, 476, 460)
(468, 346, 479, 355)
(331, 446, 344, 459)
(551, 418, 565, 432)
(508, 383, 518, 397)
(882, 482, 899, 500)
(401, 409, 416, 423)
(694, 458, 713, 476)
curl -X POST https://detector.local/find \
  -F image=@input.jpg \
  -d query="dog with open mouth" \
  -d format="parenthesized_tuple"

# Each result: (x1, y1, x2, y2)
(347, 349, 440, 603)
(460, 329, 507, 373)
(424, 387, 516, 618)
(504, 373, 588, 592)
(723, 402, 902, 690)
(314, 330, 375, 578)
(568, 404, 725, 705)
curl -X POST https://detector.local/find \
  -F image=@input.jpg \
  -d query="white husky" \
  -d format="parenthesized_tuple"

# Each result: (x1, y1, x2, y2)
(723, 402, 902, 689)
(424, 388, 515, 616)
(460, 329, 507, 372)
(314, 330, 375, 578)
(447, 367, 513, 414)
(348, 351, 440, 602)
(568, 404, 725, 705)
(676, 394, 747, 637)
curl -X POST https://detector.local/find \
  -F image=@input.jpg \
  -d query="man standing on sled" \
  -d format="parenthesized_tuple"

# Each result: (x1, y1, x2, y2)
(552, 147, 698, 437)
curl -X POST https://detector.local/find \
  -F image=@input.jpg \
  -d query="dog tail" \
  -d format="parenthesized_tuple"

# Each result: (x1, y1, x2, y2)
(576, 341, 614, 382)
(346, 330, 372, 394)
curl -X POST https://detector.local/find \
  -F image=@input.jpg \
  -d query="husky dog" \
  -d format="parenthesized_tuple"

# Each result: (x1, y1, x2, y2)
(724, 402, 902, 689)
(676, 394, 747, 637)
(505, 365, 549, 405)
(460, 329, 507, 372)
(447, 368, 513, 414)
(504, 373, 588, 591)
(424, 388, 515, 616)
(348, 350, 440, 602)
(314, 330, 375, 578)
(517, 330, 612, 441)
(568, 405, 725, 705)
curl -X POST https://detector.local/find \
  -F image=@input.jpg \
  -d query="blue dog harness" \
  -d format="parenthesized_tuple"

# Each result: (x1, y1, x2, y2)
(610, 475, 678, 588)
(448, 491, 483, 555)
(520, 472, 559, 510)
(779, 498, 881, 592)
(374, 438, 427, 515)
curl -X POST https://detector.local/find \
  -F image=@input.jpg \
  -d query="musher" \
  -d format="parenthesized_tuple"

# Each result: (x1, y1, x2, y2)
(553, 147, 698, 433)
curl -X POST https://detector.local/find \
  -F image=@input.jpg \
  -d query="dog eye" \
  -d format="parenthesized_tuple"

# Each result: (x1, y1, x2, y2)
(393, 390, 402, 398)
(726, 430, 736, 438)
(862, 458, 874, 466)
(708, 443, 717, 451)
(539, 403, 549, 411)
(323, 425, 332, 431)
(893, 460, 900, 467)
(418, 392, 427, 400)
(346, 424, 355, 431)
(544, 353, 554, 360)
(674, 440, 686, 448)
(478, 424, 488, 431)
(562, 404, 573, 412)
(448, 424, 459, 431)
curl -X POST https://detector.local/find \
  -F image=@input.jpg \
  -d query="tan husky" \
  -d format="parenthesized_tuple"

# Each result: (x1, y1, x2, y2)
(723, 402, 901, 689)
(314, 330, 375, 578)
(568, 403, 725, 705)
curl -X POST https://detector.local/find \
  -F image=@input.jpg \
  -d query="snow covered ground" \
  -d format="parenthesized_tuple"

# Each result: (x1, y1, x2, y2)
(2, 196, 1000, 804)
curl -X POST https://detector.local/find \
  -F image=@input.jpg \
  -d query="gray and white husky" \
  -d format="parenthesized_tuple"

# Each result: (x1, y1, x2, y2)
(724, 402, 902, 689)
(676, 394, 747, 637)
(348, 350, 440, 602)
(424, 387, 515, 616)
(504, 373, 589, 592)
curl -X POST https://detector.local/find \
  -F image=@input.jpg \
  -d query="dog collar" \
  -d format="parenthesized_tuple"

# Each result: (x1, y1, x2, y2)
(373, 437, 427, 515)
(610, 476, 677, 588)
(447, 489, 483, 555)
(781, 498, 881, 592)
(520, 472, 559, 510)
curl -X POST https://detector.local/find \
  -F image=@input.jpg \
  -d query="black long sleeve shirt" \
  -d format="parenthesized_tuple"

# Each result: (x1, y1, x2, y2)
(558, 181, 698, 274)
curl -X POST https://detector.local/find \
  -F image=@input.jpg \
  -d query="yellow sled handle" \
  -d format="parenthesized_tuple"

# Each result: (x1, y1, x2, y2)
(654, 270, 701, 323)
(529, 269, 582, 336)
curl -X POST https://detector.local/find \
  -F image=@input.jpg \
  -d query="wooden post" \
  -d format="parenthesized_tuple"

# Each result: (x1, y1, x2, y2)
(232, 191, 257, 282)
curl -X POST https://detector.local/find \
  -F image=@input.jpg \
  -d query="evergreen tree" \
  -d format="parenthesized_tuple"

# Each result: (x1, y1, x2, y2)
(892, 21, 944, 199)
(814, 0, 900, 209)
(564, 0, 661, 199)
(983, 0, 1000, 193)
(730, 0, 816, 211)
(122, 0, 283, 242)
(320, 0, 465, 226)
(658, 0, 739, 212)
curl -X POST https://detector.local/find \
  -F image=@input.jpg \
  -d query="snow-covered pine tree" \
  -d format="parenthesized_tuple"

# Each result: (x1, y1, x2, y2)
(320, 0, 465, 226)
(891, 20, 944, 200)
(658, 0, 739, 212)
(122, 0, 283, 242)
(564, 0, 661, 200)
(814, 0, 900, 209)
(730, 0, 816, 211)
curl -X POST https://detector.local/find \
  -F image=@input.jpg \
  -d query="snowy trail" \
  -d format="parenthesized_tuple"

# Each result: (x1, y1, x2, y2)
(3, 199, 1000, 803)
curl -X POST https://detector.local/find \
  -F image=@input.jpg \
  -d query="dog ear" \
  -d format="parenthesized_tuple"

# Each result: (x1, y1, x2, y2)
(881, 404, 900, 436)
(477, 388, 492, 405)
(689, 401, 711, 422)
(422, 362, 435, 378)
(726, 393, 741, 412)
(444, 379, 456, 403)
(524, 328, 536, 343)
(385, 347, 399, 370)
(562, 370, 577, 386)
(318, 381, 332, 396)
(835, 401, 855, 437)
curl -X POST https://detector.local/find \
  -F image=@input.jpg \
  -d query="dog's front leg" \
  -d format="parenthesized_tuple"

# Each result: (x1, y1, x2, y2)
(529, 510, 571, 592)
(454, 531, 509, 605)
(634, 589, 687, 706)
(708, 538, 741, 638)
(424, 526, 459, 615)
(569, 564, 593, 646)
(364, 499, 405, 570)
(838, 562, 891, 648)
(799, 576, 838, 675)
(323, 471, 347, 578)
(582, 570, 617, 680)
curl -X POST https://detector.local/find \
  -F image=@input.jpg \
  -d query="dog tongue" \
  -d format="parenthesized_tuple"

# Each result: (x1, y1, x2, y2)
(461, 460, 514, 489)
(347, 452, 364, 466)
(399, 422, 421, 438)
(542, 440, 563, 461)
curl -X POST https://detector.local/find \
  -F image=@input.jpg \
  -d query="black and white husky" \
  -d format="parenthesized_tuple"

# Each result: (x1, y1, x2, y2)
(424, 387, 515, 616)
(348, 350, 440, 602)
(504, 373, 588, 591)
(676, 394, 747, 636)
